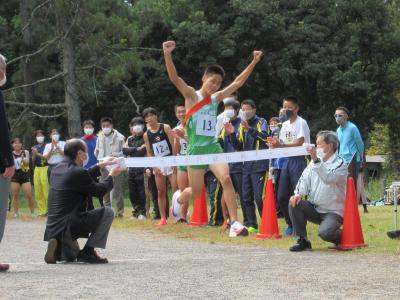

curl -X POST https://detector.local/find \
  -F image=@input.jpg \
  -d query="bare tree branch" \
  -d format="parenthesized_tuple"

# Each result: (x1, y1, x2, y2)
(121, 83, 140, 114)
(30, 111, 66, 119)
(8, 36, 60, 65)
(10, 107, 29, 131)
(21, 0, 54, 32)
(3, 71, 66, 92)
(92, 68, 100, 106)
(5, 100, 66, 108)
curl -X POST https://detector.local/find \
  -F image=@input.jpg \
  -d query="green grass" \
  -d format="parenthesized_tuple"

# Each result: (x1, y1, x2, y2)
(11, 185, 400, 256)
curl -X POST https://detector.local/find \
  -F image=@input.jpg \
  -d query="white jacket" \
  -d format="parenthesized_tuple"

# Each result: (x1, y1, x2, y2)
(294, 153, 348, 217)
(95, 129, 125, 160)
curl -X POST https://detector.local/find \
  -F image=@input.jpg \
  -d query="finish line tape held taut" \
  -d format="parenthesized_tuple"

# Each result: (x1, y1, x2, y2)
(106, 146, 309, 169)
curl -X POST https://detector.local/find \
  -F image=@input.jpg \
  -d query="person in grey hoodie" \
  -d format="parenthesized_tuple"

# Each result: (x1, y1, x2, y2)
(95, 117, 125, 218)
(288, 130, 348, 251)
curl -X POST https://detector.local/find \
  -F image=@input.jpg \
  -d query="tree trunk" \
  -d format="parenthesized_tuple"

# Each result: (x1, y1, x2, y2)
(20, 0, 35, 145)
(56, 0, 81, 138)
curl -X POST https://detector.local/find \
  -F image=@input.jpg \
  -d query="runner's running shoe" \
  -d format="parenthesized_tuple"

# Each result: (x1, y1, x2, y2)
(156, 218, 167, 226)
(229, 221, 248, 237)
(170, 190, 182, 221)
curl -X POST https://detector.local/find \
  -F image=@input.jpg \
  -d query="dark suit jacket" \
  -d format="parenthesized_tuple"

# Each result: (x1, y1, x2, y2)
(44, 159, 113, 241)
(0, 90, 14, 173)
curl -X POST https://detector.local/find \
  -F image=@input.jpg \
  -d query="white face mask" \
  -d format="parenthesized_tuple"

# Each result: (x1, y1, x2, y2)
(84, 128, 94, 136)
(224, 109, 235, 119)
(132, 125, 144, 133)
(102, 127, 112, 135)
(316, 148, 325, 158)
(0, 75, 6, 87)
(36, 136, 45, 144)
(52, 134, 60, 142)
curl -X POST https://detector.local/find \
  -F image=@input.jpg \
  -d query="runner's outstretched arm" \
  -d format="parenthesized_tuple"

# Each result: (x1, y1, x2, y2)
(215, 51, 263, 102)
(162, 41, 196, 102)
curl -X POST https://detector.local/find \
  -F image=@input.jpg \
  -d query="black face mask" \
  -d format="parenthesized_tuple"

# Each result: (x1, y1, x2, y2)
(279, 109, 294, 122)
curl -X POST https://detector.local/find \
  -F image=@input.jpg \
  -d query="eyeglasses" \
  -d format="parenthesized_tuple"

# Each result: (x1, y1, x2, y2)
(334, 114, 344, 117)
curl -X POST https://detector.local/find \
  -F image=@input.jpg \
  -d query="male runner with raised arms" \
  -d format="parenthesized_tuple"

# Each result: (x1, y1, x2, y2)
(163, 40, 263, 237)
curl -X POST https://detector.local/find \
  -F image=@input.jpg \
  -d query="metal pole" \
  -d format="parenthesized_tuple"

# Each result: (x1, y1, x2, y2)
(394, 185, 398, 230)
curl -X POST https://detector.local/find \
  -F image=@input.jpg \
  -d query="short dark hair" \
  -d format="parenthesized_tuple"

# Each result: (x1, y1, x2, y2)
(224, 99, 240, 111)
(50, 128, 59, 135)
(100, 117, 113, 124)
(270, 117, 280, 124)
(174, 103, 185, 112)
(11, 137, 21, 144)
(142, 107, 158, 118)
(336, 106, 350, 116)
(204, 64, 225, 79)
(130, 116, 144, 126)
(283, 95, 299, 105)
(35, 130, 45, 136)
(64, 139, 86, 160)
(83, 120, 95, 127)
(241, 99, 256, 109)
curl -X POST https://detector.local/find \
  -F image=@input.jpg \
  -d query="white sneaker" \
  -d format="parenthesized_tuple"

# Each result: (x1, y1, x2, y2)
(229, 221, 249, 238)
(170, 190, 182, 221)
(137, 214, 147, 220)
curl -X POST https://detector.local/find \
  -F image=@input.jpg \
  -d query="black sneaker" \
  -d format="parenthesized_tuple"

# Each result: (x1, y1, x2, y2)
(77, 248, 108, 264)
(387, 230, 400, 239)
(289, 238, 312, 252)
(44, 239, 59, 264)
(176, 218, 188, 224)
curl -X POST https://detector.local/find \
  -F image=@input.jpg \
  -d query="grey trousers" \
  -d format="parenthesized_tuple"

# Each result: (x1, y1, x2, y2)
(100, 169, 124, 216)
(0, 174, 10, 243)
(61, 207, 114, 261)
(289, 200, 343, 245)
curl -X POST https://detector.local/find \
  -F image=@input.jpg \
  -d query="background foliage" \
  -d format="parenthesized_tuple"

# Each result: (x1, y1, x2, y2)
(1, 0, 399, 171)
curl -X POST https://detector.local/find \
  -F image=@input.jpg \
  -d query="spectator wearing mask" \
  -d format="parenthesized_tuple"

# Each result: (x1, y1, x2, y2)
(335, 106, 364, 180)
(43, 129, 65, 179)
(123, 117, 147, 220)
(94, 117, 125, 218)
(269, 116, 285, 217)
(31, 130, 49, 216)
(230, 99, 269, 232)
(268, 96, 310, 236)
(81, 120, 102, 210)
(288, 131, 347, 251)
(10, 138, 36, 218)
(218, 98, 244, 227)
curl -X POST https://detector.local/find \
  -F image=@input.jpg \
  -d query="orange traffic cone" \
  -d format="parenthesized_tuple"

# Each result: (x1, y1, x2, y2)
(337, 177, 368, 249)
(189, 185, 208, 227)
(256, 179, 282, 239)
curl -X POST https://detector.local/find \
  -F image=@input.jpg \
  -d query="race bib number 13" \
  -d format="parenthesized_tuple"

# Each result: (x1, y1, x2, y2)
(196, 115, 216, 136)
(152, 140, 171, 157)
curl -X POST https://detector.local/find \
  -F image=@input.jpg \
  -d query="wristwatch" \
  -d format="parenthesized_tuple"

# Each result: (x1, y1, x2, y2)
(313, 158, 321, 164)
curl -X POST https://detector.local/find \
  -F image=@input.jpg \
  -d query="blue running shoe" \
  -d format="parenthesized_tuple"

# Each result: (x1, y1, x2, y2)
(283, 226, 293, 236)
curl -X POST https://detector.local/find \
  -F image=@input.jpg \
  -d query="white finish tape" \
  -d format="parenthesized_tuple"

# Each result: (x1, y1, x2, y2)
(116, 146, 308, 168)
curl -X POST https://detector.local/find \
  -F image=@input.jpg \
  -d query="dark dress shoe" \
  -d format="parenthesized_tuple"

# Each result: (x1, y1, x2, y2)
(387, 230, 400, 239)
(77, 248, 108, 264)
(289, 238, 312, 252)
(0, 263, 10, 272)
(44, 239, 59, 264)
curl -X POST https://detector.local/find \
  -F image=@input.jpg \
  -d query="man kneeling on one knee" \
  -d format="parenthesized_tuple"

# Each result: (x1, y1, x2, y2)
(289, 131, 347, 252)
(44, 139, 122, 264)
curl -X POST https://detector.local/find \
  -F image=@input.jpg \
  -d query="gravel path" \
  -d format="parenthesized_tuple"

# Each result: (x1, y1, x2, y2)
(0, 219, 398, 299)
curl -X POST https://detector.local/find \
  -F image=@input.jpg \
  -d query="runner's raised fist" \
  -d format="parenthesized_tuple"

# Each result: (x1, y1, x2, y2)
(163, 41, 176, 53)
(253, 50, 263, 63)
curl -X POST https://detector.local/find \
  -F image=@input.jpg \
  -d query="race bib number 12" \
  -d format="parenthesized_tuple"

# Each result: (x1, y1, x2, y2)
(196, 115, 216, 136)
(152, 140, 171, 157)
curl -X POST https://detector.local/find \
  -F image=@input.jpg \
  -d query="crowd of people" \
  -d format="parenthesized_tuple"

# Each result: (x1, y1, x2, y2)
(0, 43, 371, 268)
